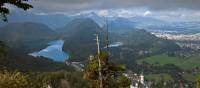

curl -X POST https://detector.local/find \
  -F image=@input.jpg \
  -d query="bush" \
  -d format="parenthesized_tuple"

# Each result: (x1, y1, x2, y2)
(0, 70, 30, 88)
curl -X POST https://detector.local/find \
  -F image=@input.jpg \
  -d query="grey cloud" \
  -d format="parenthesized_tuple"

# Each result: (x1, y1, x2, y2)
(30, 0, 200, 12)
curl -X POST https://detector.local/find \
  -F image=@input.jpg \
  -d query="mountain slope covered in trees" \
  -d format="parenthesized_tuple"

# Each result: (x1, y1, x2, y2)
(0, 22, 57, 52)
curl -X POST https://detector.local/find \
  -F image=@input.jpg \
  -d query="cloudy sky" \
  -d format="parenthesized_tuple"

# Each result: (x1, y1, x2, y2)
(30, 0, 200, 12)
(7, 0, 200, 22)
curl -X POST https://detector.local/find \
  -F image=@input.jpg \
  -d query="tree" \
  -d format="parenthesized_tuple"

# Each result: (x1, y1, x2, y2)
(84, 51, 131, 88)
(0, 0, 33, 21)
(0, 41, 7, 57)
(0, 70, 30, 88)
(29, 71, 90, 88)
(0, 41, 8, 68)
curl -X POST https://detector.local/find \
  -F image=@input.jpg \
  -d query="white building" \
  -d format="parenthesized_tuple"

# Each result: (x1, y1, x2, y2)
(124, 72, 148, 88)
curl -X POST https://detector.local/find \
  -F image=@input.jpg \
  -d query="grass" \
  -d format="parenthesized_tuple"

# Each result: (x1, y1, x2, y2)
(145, 74, 173, 82)
(137, 54, 200, 70)
(182, 73, 200, 82)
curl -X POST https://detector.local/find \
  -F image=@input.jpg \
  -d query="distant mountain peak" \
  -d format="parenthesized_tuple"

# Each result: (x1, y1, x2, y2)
(83, 12, 99, 18)
(57, 18, 102, 38)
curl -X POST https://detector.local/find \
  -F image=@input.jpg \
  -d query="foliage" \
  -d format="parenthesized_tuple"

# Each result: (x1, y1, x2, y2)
(0, 41, 8, 68)
(0, 70, 90, 88)
(84, 51, 131, 88)
(29, 71, 90, 88)
(197, 76, 200, 88)
(29, 71, 66, 88)
(0, 70, 30, 88)
(117, 75, 131, 88)
(0, 41, 7, 57)
(0, 0, 33, 21)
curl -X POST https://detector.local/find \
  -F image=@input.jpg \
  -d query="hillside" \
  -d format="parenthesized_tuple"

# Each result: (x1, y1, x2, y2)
(107, 29, 180, 71)
(0, 41, 72, 72)
(57, 18, 105, 61)
(57, 18, 103, 37)
(137, 54, 200, 70)
(108, 17, 136, 32)
(0, 22, 57, 52)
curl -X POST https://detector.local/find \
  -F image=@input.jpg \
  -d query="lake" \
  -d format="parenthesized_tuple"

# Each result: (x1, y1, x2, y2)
(29, 40, 69, 61)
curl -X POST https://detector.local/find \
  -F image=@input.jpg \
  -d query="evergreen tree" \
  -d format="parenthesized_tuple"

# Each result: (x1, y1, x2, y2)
(84, 51, 131, 88)
(0, 41, 8, 68)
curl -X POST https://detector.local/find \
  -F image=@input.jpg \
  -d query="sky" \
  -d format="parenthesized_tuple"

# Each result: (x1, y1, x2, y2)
(6, 0, 200, 22)
(29, 0, 200, 12)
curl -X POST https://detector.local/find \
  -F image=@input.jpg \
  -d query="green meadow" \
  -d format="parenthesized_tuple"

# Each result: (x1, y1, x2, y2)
(137, 54, 200, 70)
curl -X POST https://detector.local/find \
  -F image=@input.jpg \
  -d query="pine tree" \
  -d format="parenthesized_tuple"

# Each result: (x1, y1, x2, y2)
(84, 51, 131, 88)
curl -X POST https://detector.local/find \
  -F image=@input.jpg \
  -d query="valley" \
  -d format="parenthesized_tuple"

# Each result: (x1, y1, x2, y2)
(0, 13, 200, 88)
(2, 0, 200, 88)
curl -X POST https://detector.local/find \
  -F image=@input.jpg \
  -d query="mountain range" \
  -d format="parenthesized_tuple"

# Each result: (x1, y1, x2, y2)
(1, 11, 200, 33)
(0, 17, 182, 73)
(0, 17, 180, 60)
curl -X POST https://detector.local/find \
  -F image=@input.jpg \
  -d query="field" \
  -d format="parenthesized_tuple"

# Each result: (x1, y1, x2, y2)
(182, 73, 200, 82)
(138, 54, 200, 82)
(145, 74, 172, 82)
(137, 54, 200, 70)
